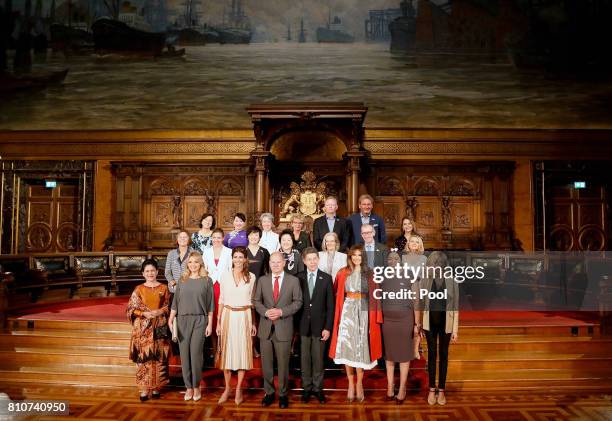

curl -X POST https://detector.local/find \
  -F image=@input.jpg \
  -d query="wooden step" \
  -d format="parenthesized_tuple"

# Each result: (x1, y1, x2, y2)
(8, 318, 131, 332)
(0, 350, 133, 367)
(458, 324, 599, 337)
(0, 331, 130, 348)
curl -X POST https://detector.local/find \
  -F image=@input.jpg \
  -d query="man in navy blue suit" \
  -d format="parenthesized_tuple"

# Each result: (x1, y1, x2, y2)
(348, 194, 387, 246)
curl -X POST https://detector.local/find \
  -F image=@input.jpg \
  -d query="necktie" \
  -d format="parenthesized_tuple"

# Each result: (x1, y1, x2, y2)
(273, 276, 280, 303)
(308, 272, 315, 297)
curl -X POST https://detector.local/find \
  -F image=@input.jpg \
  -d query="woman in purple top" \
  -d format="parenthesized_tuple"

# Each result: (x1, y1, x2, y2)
(223, 213, 248, 248)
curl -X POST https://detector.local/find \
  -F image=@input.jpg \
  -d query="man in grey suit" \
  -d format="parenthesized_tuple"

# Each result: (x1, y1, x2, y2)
(361, 223, 388, 269)
(254, 251, 303, 409)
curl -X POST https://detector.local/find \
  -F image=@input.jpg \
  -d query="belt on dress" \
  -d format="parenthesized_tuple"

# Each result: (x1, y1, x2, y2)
(346, 292, 367, 299)
(223, 305, 252, 311)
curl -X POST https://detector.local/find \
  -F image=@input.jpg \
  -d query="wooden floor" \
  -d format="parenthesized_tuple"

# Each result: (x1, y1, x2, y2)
(1, 383, 612, 420)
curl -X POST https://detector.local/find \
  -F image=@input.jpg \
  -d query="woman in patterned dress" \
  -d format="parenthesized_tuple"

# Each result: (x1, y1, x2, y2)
(191, 213, 215, 254)
(216, 246, 257, 405)
(328, 245, 382, 403)
(278, 229, 305, 277)
(127, 258, 171, 401)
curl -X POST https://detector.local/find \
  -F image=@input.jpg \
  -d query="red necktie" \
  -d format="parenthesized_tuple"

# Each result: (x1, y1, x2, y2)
(273, 276, 280, 303)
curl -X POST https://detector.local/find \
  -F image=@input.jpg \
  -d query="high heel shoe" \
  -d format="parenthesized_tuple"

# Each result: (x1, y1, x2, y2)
(217, 389, 230, 404)
(437, 390, 446, 405)
(192, 389, 202, 402)
(356, 384, 364, 402)
(346, 386, 355, 403)
(184, 389, 193, 401)
(427, 389, 437, 406)
(395, 389, 406, 405)
(235, 390, 244, 406)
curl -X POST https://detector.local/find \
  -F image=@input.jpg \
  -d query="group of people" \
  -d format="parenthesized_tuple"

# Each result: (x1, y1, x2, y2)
(127, 194, 460, 408)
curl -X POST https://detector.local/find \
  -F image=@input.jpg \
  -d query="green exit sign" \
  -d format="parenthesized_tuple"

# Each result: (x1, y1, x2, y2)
(574, 181, 586, 189)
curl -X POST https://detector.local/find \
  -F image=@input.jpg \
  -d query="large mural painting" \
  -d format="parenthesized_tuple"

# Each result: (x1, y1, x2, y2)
(1, 0, 611, 129)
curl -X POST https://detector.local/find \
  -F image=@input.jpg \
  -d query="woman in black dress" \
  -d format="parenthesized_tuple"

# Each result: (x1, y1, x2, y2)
(245, 226, 269, 278)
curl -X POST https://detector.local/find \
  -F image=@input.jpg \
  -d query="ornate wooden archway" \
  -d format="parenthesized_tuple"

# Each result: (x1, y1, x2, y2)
(246, 103, 368, 216)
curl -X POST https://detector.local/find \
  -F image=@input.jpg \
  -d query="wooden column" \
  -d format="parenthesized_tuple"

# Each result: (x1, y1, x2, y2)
(251, 151, 269, 216)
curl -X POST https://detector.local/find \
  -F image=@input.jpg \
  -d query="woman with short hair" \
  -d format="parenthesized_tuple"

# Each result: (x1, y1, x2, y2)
(223, 212, 248, 248)
(317, 231, 347, 285)
(258, 213, 279, 254)
(191, 213, 215, 253)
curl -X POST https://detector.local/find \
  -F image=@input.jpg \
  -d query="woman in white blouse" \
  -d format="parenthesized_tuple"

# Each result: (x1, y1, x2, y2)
(258, 212, 279, 255)
(202, 228, 232, 356)
(318, 231, 347, 284)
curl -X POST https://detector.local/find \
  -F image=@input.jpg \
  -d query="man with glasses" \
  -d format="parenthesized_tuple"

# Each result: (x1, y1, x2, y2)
(361, 223, 388, 270)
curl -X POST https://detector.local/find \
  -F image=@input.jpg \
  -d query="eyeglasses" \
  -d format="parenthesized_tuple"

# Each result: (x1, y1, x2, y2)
(362, 231, 374, 235)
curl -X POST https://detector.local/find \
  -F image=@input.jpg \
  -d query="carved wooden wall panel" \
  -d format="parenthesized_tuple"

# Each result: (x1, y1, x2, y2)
(112, 163, 251, 250)
(371, 162, 510, 250)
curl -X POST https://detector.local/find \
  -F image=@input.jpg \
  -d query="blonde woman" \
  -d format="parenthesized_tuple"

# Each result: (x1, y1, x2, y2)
(394, 217, 419, 253)
(417, 251, 459, 406)
(317, 232, 347, 285)
(168, 251, 214, 401)
(259, 213, 280, 254)
(216, 246, 257, 406)
(402, 234, 427, 358)
(290, 214, 312, 253)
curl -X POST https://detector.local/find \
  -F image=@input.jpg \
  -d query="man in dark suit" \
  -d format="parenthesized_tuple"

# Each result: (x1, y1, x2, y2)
(361, 223, 388, 269)
(348, 194, 387, 246)
(254, 252, 303, 409)
(313, 196, 352, 252)
(297, 247, 335, 403)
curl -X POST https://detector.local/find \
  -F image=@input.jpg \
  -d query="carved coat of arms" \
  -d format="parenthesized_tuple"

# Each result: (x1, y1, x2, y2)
(280, 171, 327, 222)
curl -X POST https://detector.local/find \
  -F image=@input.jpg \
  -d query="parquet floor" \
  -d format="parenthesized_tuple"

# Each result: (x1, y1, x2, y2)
(1, 384, 611, 421)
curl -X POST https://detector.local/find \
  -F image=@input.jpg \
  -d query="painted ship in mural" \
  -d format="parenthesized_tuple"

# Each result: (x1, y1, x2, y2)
(91, 0, 189, 57)
(168, 0, 220, 45)
(316, 12, 354, 43)
(216, 0, 252, 44)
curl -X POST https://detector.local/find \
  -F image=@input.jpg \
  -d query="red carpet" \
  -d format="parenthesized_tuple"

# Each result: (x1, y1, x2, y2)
(11, 296, 598, 326)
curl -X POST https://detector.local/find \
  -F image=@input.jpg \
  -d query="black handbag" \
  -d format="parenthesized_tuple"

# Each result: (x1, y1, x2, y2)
(154, 324, 170, 340)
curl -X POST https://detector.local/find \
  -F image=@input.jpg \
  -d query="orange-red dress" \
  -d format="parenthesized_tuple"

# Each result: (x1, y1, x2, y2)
(328, 267, 383, 368)
(127, 283, 170, 391)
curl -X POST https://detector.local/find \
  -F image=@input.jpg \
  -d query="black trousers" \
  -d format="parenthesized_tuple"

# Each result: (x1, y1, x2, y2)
(424, 317, 451, 389)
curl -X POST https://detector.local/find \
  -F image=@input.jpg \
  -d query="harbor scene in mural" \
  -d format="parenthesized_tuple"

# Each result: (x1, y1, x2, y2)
(1, 0, 611, 129)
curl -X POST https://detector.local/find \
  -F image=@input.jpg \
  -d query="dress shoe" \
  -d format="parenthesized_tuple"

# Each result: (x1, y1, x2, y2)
(261, 394, 275, 407)
(301, 391, 310, 403)
(139, 394, 149, 402)
(279, 395, 289, 409)
(151, 391, 160, 399)
(315, 391, 326, 404)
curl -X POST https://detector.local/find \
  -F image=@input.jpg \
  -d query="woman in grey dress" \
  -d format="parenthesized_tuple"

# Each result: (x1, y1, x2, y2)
(168, 251, 214, 402)
(382, 250, 418, 404)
